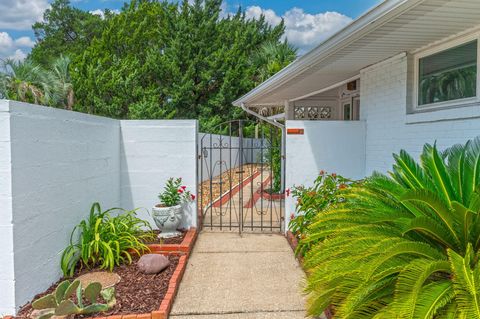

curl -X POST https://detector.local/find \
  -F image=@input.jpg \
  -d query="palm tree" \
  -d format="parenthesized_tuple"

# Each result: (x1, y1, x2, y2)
(252, 40, 297, 83)
(302, 137, 480, 318)
(0, 59, 52, 104)
(0, 56, 74, 109)
(50, 55, 74, 110)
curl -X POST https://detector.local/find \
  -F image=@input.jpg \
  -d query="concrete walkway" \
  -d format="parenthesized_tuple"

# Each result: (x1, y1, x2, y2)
(170, 232, 308, 319)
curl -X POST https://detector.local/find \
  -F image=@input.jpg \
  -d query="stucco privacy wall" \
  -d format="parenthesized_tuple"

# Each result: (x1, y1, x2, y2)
(0, 100, 15, 316)
(284, 120, 366, 230)
(8, 101, 121, 313)
(0, 101, 198, 314)
(120, 120, 198, 228)
(360, 54, 480, 175)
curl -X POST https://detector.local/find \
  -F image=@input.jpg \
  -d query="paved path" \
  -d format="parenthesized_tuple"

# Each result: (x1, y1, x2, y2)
(170, 232, 308, 319)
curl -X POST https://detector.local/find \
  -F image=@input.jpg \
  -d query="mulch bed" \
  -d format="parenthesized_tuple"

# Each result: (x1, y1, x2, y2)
(15, 255, 180, 318)
(143, 230, 186, 245)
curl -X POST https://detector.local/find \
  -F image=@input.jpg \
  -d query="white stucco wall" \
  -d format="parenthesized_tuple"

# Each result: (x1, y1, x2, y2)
(121, 120, 198, 229)
(0, 100, 15, 316)
(284, 120, 366, 229)
(0, 101, 198, 314)
(360, 54, 480, 174)
(8, 101, 121, 312)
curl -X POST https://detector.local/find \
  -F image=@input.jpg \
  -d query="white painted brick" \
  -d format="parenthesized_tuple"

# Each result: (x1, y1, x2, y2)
(361, 56, 480, 174)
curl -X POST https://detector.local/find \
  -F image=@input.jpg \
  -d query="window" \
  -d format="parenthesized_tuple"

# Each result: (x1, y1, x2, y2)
(416, 39, 478, 108)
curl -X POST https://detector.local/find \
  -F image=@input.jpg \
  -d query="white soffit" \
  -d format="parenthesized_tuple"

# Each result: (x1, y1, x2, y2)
(234, 0, 480, 107)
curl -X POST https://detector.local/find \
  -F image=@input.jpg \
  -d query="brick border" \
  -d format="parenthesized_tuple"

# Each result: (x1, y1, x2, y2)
(83, 254, 188, 319)
(147, 227, 197, 256)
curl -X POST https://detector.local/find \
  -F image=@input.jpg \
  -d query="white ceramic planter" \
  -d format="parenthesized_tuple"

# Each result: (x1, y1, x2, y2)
(152, 204, 183, 238)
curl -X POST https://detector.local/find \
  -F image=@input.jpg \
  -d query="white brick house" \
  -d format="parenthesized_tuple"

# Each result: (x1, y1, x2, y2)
(233, 0, 480, 230)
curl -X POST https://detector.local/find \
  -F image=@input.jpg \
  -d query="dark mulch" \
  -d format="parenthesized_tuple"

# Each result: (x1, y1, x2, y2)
(16, 255, 180, 318)
(143, 229, 186, 245)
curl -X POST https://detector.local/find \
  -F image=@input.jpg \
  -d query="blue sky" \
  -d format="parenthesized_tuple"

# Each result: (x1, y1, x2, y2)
(0, 0, 381, 60)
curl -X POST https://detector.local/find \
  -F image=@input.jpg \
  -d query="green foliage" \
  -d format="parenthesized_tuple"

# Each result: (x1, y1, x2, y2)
(61, 203, 154, 277)
(32, 279, 116, 319)
(288, 171, 354, 256)
(302, 137, 480, 318)
(0, 56, 74, 109)
(30, 0, 106, 66)
(158, 177, 194, 207)
(28, 0, 296, 131)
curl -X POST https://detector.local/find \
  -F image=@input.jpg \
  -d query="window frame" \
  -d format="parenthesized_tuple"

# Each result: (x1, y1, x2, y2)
(413, 33, 480, 111)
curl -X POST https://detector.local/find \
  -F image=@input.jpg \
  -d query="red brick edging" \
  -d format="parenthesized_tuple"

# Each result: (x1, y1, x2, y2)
(148, 228, 197, 256)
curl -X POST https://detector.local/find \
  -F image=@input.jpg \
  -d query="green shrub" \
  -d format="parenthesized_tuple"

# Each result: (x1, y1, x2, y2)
(61, 203, 154, 277)
(288, 171, 354, 255)
(302, 138, 480, 318)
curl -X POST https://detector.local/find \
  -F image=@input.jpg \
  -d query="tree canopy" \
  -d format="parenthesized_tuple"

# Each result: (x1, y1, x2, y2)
(27, 0, 297, 131)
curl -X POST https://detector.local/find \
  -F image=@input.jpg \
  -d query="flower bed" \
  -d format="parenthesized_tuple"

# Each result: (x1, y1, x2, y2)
(11, 253, 187, 319)
(9, 228, 197, 319)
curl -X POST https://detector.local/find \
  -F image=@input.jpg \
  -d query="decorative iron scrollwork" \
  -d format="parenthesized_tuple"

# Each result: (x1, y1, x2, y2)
(294, 106, 331, 120)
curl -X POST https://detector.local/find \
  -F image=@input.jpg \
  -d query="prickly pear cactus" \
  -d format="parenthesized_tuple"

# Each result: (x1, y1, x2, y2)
(31, 280, 116, 319)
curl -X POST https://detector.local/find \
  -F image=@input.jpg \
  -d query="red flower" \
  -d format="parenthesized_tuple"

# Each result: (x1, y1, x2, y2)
(181, 186, 187, 190)
(191, 194, 196, 200)
(178, 188, 184, 193)
(290, 213, 295, 220)
(285, 188, 291, 197)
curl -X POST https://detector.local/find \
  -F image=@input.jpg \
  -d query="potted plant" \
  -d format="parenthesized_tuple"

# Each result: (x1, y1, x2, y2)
(152, 178, 195, 238)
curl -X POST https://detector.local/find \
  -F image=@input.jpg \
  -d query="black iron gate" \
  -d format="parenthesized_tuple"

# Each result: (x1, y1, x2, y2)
(199, 120, 284, 233)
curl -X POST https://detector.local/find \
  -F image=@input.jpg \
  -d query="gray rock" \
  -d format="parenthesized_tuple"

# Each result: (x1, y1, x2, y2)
(137, 254, 170, 274)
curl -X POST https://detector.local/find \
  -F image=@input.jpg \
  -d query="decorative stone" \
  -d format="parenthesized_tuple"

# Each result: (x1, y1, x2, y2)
(77, 271, 121, 289)
(137, 254, 170, 274)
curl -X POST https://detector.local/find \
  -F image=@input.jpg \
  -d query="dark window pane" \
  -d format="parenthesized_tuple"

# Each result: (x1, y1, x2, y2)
(418, 40, 477, 106)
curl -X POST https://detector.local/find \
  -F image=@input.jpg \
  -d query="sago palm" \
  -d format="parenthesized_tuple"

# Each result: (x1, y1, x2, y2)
(302, 137, 480, 318)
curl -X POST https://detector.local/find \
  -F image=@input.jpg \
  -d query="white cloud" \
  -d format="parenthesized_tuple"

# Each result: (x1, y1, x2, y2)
(245, 6, 282, 26)
(0, 0, 50, 30)
(245, 6, 352, 54)
(15, 36, 35, 48)
(90, 8, 120, 19)
(0, 32, 34, 61)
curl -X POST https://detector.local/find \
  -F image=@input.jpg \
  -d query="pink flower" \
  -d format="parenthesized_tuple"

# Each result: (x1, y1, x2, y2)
(191, 194, 196, 200)
(319, 170, 325, 175)
(290, 213, 295, 220)
(285, 188, 291, 197)
(181, 186, 187, 190)
(178, 188, 184, 193)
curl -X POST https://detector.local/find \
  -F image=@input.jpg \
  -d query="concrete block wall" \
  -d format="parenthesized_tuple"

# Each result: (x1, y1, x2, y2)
(360, 54, 480, 174)
(121, 120, 198, 228)
(0, 100, 198, 315)
(8, 102, 121, 311)
(0, 100, 15, 315)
